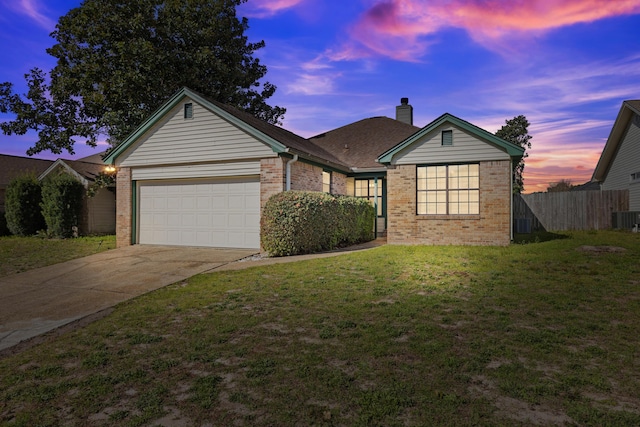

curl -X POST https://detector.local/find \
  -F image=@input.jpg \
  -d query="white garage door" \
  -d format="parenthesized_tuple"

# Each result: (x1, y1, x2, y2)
(138, 178, 260, 248)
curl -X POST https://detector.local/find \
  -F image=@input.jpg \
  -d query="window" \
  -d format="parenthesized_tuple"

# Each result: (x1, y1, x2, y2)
(184, 103, 193, 119)
(355, 179, 383, 216)
(441, 130, 453, 146)
(323, 171, 331, 193)
(631, 172, 640, 183)
(417, 164, 479, 215)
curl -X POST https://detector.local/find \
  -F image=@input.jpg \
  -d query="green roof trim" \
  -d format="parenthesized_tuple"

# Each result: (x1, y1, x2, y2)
(104, 87, 288, 165)
(376, 113, 525, 164)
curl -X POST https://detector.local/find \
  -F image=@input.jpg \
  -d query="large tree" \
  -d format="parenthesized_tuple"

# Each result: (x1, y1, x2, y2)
(0, 0, 285, 155)
(495, 115, 532, 194)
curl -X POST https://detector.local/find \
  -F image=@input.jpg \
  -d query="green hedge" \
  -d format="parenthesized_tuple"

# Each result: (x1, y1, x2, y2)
(41, 173, 84, 238)
(261, 191, 375, 257)
(4, 174, 46, 236)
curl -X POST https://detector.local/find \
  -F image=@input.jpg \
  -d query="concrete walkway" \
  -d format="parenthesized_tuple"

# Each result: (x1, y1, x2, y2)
(0, 239, 386, 355)
(0, 245, 256, 353)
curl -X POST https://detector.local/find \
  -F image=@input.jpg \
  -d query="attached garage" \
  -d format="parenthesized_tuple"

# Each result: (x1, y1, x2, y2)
(138, 177, 260, 248)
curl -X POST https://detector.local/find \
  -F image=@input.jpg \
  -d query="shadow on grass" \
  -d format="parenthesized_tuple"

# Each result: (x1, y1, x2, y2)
(513, 231, 570, 244)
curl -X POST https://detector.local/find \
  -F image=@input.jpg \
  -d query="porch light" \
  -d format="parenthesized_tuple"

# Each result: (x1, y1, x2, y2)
(104, 165, 116, 173)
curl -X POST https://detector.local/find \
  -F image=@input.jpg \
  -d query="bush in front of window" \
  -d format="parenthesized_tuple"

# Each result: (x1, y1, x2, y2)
(261, 191, 375, 257)
(40, 173, 84, 238)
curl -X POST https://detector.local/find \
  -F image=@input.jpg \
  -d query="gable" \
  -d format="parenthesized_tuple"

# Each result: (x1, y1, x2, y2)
(389, 123, 511, 165)
(601, 112, 640, 190)
(116, 96, 278, 167)
(377, 113, 523, 165)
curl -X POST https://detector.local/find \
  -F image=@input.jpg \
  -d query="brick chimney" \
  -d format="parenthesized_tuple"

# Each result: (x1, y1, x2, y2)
(396, 97, 413, 125)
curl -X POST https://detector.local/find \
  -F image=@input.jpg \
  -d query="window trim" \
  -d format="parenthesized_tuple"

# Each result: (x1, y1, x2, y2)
(441, 129, 453, 146)
(322, 170, 331, 193)
(416, 163, 480, 216)
(184, 103, 193, 119)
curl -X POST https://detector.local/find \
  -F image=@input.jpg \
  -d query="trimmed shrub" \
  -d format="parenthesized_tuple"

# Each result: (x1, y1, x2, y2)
(261, 191, 375, 257)
(4, 173, 45, 236)
(41, 173, 84, 238)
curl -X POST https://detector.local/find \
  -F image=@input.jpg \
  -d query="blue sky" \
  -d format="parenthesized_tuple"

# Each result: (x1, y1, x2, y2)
(1, 0, 640, 192)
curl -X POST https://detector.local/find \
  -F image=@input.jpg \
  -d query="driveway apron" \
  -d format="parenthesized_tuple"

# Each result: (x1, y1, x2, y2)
(0, 245, 256, 352)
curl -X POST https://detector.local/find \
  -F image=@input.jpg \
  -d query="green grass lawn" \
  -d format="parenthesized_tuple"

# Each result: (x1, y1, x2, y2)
(0, 235, 116, 277)
(1, 231, 639, 426)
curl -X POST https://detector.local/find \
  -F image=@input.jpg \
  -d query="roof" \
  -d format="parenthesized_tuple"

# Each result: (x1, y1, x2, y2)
(309, 117, 420, 170)
(592, 100, 640, 182)
(105, 87, 350, 171)
(39, 159, 107, 186)
(0, 154, 53, 188)
(377, 113, 526, 164)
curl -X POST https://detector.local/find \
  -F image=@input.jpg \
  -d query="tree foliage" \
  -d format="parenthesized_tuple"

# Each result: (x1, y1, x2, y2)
(495, 115, 532, 194)
(0, 0, 285, 155)
(547, 179, 574, 193)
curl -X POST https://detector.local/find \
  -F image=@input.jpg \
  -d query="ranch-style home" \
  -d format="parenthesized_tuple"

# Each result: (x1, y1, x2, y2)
(104, 87, 524, 249)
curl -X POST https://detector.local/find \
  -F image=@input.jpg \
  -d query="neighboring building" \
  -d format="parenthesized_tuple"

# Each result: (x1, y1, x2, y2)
(0, 153, 115, 235)
(105, 87, 524, 249)
(39, 158, 116, 235)
(0, 155, 53, 212)
(592, 100, 640, 210)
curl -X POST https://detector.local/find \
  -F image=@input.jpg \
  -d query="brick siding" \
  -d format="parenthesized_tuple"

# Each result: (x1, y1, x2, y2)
(260, 157, 285, 209)
(115, 167, 132, 247)
(386, 160, 512, 246)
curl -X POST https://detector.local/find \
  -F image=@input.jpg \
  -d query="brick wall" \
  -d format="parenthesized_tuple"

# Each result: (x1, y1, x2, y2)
(331, 172, 348, 195)
(387, 160, 512, 246)
(115, 167, 132, 248)
(290, 161, 323, 192)
(260, 157, 285, 209)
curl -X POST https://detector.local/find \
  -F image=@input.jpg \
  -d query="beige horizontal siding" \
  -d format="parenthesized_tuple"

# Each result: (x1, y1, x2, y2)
(131, 161, 261, 180)
(602, 117, 640, 206)
(119, 97, 277, 167)
(394, 124, 510, 165)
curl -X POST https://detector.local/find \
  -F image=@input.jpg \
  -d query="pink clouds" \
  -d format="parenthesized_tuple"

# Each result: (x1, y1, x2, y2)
(341, 0, 640, 60)
(242, 0, 304, 18)
(5, 0, 56, 30)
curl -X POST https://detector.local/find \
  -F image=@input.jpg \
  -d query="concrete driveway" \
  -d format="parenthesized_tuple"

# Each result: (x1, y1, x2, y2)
(0, 245, 256, 352)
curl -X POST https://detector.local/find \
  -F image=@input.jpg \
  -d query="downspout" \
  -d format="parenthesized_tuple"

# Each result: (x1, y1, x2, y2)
(374, 177, 379, 237)
(285, 154, 298, 191)
(510, 159, 514, 241)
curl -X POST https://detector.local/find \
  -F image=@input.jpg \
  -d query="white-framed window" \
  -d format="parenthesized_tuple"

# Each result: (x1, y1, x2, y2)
(322, 171, 331, 193)
(441, 129, 453, 146)
(631, 171, 640, 183)
(355, 179, 383, 216)
(417, 164, 480, 215)
(184, 103, 193, 119)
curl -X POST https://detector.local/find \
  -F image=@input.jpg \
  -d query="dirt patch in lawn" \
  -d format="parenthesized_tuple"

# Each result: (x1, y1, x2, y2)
(576, 245, 627, 254)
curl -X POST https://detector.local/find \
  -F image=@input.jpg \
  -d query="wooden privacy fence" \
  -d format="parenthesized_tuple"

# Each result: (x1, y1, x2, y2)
(514, 190, 629, 231)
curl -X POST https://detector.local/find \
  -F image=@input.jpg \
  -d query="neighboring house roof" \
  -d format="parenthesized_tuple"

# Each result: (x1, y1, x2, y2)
(377, 113, 525, 164)
(309, 117, 420, 170)
(571, 181, 601, 191)
(77, 152, 106, 164)
(39, 159, 107, 187)
(0, 154, 53, 189)
(592, 100, 640, 182)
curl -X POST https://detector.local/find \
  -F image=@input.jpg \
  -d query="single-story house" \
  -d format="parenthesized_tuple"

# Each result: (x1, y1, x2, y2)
(592, 100, 640, 211)
(0, 153, 115, 235)
(104, 87, 524, 249)
(39, 158, 116, 235)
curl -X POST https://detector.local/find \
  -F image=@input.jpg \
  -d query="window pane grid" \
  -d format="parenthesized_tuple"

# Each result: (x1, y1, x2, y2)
(355, 179, 383, 217)
(417, 165, 479, 215)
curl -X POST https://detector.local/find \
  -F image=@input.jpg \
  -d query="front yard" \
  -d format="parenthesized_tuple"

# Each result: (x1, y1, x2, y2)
(0, 235, 116, 277)
(1, 231, 639, 426)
